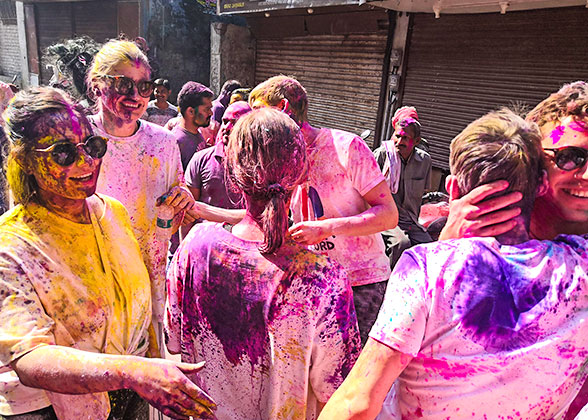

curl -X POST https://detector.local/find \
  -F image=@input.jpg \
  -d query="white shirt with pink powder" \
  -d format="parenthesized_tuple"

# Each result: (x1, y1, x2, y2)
(90, 116, 184, 321)
(371, 235, 588, 420)
(290, 128, 390, 287)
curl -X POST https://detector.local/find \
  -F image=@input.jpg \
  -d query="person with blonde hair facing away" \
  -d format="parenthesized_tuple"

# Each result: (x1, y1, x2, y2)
(166, 108, 361, 420)
(85, 39, 194, 337)
(437, 81, 588, 418)
(0, 86, 215, 420)
(320, 109, 588, 420)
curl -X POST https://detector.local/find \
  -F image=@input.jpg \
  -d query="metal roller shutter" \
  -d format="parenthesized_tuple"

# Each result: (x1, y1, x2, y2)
(400, 6, 588, 169)
(72, 2, 117, 43)
(255, 33, 387, 148)
(37, 2, 73, 85)
(36, 1, 117, 85)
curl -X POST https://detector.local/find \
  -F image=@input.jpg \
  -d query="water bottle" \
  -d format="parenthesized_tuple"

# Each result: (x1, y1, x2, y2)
(156, 201, 174, 242)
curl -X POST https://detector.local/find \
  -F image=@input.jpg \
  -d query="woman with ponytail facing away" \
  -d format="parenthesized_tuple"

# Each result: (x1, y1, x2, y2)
(165, 108, 361, 420)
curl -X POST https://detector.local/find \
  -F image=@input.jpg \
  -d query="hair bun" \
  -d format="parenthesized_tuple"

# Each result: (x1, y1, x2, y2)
(267, 183, 285, 198)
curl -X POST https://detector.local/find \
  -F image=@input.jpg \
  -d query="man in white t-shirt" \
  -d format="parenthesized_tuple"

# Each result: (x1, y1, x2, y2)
(248, 76, 398, 344)
(142, 78, 178, 127)
(319, 109, 588, 420)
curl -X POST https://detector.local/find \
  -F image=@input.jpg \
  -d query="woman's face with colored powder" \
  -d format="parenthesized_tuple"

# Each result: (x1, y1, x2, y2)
(540, 116, 588, 223)
(98, 61, 151, 125)
(26, 110, 102, 204)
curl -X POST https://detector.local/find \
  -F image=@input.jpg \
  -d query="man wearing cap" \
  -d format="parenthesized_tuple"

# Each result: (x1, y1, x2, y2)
(374, 106, 433, 267)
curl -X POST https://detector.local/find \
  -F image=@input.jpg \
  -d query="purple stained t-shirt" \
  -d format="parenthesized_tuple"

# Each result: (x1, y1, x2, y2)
(171, 125, 208, 170)
(165, 222, 361, 420)
(211, 98, 225, 125)
(185, 141, 243, 209)
(371, 235, 588, 420)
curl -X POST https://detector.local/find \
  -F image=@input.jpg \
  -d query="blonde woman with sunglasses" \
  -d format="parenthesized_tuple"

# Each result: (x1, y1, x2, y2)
(85, 39, 194, 339)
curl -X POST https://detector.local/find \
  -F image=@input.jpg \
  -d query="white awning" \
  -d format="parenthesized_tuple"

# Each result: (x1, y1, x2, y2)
(369, 0, 586, 15)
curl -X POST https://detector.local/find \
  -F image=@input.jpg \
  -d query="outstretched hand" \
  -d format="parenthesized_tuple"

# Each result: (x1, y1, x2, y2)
(129, 359, 217, 420)
(439, 180, 522, 240)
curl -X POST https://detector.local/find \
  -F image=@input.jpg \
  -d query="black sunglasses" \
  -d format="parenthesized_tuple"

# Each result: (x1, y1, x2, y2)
(544, 146, 588, 171)
(34, 135, 108, 167)
(102, 75, 154, 98)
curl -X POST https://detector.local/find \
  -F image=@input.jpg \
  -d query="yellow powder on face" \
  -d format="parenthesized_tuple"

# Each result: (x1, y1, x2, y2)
(36, 135, 55, 146)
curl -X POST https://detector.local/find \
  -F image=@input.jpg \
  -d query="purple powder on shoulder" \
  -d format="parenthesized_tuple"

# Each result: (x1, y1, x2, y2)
(454, 253, 548, 352)
(192, 255, 269, 367)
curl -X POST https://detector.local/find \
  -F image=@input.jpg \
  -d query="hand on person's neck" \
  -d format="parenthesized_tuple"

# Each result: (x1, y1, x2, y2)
(495, 216, 530, 245)
(99, 110, 139, 138)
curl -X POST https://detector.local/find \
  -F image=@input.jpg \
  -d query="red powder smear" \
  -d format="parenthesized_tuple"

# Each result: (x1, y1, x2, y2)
(392, 106, 419, 129)
(550, 125, 566, 145)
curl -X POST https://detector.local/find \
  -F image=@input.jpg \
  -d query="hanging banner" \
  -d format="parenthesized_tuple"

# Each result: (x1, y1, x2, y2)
(218, 0, 363, 14)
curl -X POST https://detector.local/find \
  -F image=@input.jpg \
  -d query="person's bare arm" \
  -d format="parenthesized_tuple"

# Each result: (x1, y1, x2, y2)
(12, 345, 216, 420)
(188, 186, 201, 202)
(186, 201, 246, 225)
(289, 180, 398, 245)
(318, 338, 412, 420)
(439, 180, 522, 240)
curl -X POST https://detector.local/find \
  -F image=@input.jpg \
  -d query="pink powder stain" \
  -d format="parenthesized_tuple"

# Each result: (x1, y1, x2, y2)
(568, 120, 588, 135)
(550, 125, 566, 145)
(418, 354, 500, 380)
(67, 106, 82, 137)
(558, 344, 587, 359)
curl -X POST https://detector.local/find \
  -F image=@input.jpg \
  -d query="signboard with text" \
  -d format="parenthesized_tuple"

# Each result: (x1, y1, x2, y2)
(218, 0, 361, 14)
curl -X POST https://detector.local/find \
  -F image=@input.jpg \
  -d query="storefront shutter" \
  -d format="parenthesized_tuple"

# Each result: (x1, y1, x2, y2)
(400, 6, 588, 169)
(36, 1, 117, 85)
(255, 32, 387, 148)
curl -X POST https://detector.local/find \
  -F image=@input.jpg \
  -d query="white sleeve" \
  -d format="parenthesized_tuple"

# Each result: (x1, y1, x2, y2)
(369, 251, 429, 357)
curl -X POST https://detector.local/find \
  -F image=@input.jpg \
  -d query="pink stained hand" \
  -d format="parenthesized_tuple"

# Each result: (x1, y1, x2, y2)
(289, 220, 331, 245)
(439, 180, 523, 240)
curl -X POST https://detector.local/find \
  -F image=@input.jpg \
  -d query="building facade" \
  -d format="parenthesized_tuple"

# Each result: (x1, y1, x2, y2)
(216, 0, 588, 187)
